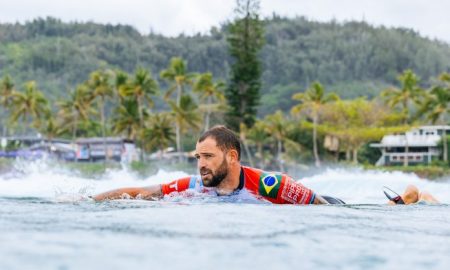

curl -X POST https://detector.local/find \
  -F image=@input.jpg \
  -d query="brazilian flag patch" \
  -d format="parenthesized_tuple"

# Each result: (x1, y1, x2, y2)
(259, 173, 281, 199)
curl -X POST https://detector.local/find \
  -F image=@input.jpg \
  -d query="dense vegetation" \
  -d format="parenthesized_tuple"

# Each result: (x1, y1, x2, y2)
(1, 16, 449, 116)
(1, 14, 449, 169)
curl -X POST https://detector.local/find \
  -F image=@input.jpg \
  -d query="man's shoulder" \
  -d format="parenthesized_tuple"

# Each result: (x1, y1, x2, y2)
(242, 166, 289, 179)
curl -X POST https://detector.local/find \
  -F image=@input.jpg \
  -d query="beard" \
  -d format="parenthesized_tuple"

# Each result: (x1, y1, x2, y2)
(200, 158, 228, 187)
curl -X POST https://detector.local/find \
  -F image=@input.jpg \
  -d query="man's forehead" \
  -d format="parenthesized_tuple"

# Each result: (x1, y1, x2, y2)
(196, 137, 219, 151)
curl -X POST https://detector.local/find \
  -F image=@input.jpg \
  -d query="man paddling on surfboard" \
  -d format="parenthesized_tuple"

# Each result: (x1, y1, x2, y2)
(94, 125, 340, 204)
(383, 185, 440, 205)
(94, 125, 440, 205)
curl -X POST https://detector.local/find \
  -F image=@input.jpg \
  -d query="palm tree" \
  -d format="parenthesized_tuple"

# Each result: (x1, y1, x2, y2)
(264, 111, 301, 172)
(168, 94, 201, 161)
(248, 120, 270, 169)
(239, 123, 254, 167)
(119, 68, 158, 160)
(420, 73, 450, 163)
(0, 75, 15, 136)
(87, 70, 114, 162)
(120, 67, 159, 160)
(141, 113, 175, 159)
(193, 72, 225, 131)
(111, 98, 141, 141)
(57, 84, 95, 142)
(9, 81, 49, 133)
(114, 70, 129, 101)
(382, 70, 425, 166)
(291, 82, 339, 167)
(40, 115, 63, 152)
(160, 57, 196, 159)
(381, 70, 424, 124)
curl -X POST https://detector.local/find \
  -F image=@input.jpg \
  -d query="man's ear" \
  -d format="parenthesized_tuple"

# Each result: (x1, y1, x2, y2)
(227, 149, 239, 163)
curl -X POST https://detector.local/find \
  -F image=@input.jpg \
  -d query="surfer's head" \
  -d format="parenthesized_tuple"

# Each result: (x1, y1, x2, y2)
(195, 126, 241, 187)
(198, 125, 241, 161)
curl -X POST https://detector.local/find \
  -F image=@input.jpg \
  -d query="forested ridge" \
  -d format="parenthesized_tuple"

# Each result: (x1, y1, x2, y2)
(1, 16, 449, 115)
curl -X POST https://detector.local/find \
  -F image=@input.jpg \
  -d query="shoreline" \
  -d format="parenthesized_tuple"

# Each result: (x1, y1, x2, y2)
(0, 158, 449, 181)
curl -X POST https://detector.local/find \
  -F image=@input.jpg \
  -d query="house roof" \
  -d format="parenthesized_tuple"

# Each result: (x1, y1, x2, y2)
(371, 134, 441, 148)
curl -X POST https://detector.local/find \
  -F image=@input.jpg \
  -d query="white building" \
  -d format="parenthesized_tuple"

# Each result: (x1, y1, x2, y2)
(370, 125, 450, 166)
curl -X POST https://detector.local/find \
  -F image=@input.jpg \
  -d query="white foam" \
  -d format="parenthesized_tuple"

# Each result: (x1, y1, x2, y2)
(0, 160, 189, 199)
(301, 168, 450, 204)
(1, 160, 449, 203)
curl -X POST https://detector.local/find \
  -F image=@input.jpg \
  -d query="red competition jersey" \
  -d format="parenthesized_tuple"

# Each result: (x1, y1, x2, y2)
(161, 166, 316, 204)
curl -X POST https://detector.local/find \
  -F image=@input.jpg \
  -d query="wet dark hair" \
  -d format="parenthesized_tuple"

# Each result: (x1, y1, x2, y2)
(198, 125, 241, 161)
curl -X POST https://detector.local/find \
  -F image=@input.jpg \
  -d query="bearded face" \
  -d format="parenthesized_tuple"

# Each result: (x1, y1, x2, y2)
(199, 155, 228, 187)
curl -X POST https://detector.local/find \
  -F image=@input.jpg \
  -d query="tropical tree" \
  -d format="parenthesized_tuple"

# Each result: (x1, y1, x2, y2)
(111, 98, 141, 141)
(9, 81, 49, 132)
(381, 69, 425, 124)
(141, 113, 175, 159)
(160, 57, 196, 159)
(264, 111, 301, 171)
(57, 84, 95, 142)
(291, 82, 339, 167)
(238, 123, 254, 167)
(193, 72, 225, 131)
(114, 70, 129, 100)
(40, 115, 63, 149)
(86, 70, 114, 161)
(419, 73, 450, 162)
(168, 94, 201, 160)
(320, 98, 408, 164)
(225, 0, 265, 131)
(381, 70, 426, 166)
(120, 67, 158, 129)
(0, 75, 15, 136)
(247, 120, 270, 169)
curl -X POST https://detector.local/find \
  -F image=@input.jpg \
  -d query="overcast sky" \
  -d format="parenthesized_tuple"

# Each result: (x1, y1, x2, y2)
(0, 0, 449, 43)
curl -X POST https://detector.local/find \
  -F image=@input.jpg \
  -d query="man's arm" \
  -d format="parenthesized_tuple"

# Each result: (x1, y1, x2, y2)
(92, 184, 163, 201)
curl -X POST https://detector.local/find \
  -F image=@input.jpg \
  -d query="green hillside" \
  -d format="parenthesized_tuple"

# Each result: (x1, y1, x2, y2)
(1, 16, 449, 115)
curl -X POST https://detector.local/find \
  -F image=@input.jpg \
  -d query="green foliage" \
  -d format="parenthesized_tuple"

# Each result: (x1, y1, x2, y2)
(9, 81, 49, 130)
(225, 0, 265, 130)
(1, 16, 450, 116)
(381, 70, 425, 124)
(141, 113, 175, 154)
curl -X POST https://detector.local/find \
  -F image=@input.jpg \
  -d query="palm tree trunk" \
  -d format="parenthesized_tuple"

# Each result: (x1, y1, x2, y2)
(176, 83, 182, 162)
(100, 97, 107, 165)
(404, 135, 409, 167)
(277, 139, 284, 172)
(443, 128, 448, 163)
(352, 148, 358, 164)
(313, 113, 321, 167)
(205, 95, 212, 131)
(138, 96, 144, 162)
(240, 131, 254, 167)
(176, 119, 182, 163)
(257, 143, 264, 169)
(72, 113, 78, 162)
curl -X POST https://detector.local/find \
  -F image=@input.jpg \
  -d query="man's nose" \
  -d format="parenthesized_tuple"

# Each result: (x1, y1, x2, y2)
(197, 157, 205, 168)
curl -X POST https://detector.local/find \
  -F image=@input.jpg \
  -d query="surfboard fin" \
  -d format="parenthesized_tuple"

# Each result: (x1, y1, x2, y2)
(383, 186, 405, 204)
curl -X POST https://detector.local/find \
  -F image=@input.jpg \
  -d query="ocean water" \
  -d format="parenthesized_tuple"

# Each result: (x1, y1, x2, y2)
(1, 160, 450, 270)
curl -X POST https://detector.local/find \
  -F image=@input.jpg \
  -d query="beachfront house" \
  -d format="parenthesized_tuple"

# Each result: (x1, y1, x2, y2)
(75, 137, 138, 162)
(0, 136, 74, 160)
(370, 125, 450, 166)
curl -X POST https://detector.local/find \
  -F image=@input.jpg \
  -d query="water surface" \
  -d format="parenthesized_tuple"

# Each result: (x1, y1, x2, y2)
(1, 161, 449, 270)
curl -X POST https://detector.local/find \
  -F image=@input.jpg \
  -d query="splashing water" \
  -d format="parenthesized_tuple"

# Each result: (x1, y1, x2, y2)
(1, 159, 449, 204)
(1, 159, 450, 270)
